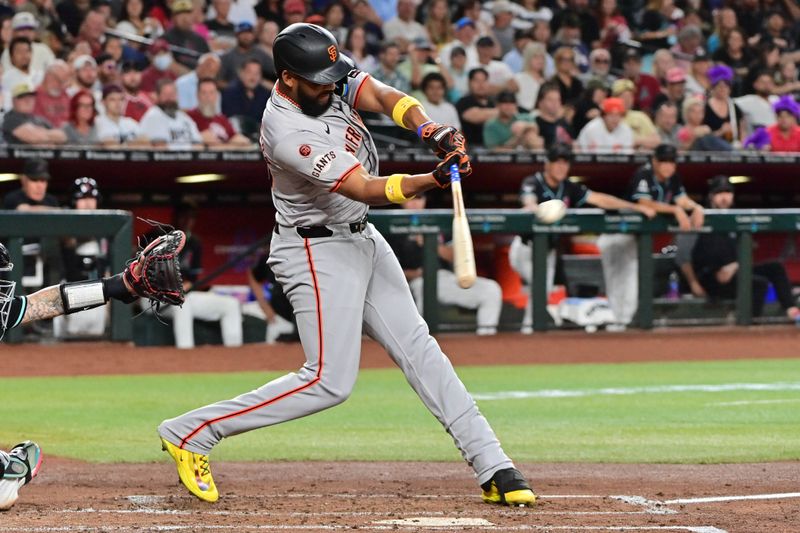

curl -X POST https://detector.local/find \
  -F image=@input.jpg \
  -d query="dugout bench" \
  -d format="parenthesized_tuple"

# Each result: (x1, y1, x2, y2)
(369, 209, 800, 333)
(0, 210, 134, 344)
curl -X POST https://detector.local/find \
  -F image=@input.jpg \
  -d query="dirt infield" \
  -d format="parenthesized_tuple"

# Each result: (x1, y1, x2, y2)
(2, 327, 800, 532)
(2, 460, 798, 532)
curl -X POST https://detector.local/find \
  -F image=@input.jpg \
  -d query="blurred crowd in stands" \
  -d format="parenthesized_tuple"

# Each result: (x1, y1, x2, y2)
(0, 0, 795, 152)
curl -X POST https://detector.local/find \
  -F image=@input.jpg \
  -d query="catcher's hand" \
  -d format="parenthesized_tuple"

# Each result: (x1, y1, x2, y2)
(419, 122, 467, 158)
(123, 230, 186, 306)
(432, 151, 472, 188)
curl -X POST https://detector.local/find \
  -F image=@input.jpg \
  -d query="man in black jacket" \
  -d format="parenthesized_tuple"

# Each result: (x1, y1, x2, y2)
(689, 176, 800, 320)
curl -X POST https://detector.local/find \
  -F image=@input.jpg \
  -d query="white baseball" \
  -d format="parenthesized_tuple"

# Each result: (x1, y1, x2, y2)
(536, 199, 567, 224)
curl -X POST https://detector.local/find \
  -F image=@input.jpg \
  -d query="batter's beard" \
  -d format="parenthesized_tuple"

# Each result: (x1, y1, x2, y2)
(298, 91, 333, 117)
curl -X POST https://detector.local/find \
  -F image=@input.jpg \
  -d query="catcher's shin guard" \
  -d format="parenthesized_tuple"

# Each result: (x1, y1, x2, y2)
(481, 467, 536, 507)
(0, 441, 42, 511)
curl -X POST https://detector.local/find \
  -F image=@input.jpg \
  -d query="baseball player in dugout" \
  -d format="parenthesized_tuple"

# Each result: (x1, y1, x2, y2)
(55, 177, 109, 338)
(598, 143, 704, 331)
(158, 23, 535, 508)
(509, 142, 656, 333)
(0, 231, 186, 510)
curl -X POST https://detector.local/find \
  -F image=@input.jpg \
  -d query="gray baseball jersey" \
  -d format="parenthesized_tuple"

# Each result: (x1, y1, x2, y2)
(259, 70, 377, 227)
(158, 70, 515, 487)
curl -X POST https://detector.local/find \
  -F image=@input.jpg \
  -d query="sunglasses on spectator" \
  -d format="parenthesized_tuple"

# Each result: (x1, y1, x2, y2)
(593, 58, 610, 63)
(558, 56, 575, 63)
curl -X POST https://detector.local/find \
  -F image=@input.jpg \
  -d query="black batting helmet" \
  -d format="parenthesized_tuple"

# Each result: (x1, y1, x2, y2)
(273, 23, 353, 84)
(0, 242, 10, 271)
(547, 142, 573, 163)
(72, 177, 101, 206)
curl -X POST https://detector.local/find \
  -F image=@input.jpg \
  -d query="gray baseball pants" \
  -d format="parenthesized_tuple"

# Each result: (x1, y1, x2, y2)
(158, 222, 513, 485)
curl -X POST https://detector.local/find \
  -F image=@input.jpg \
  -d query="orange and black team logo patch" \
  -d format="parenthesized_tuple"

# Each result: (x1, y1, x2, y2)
(328, 45, 337, 62)
(299, 144, 311, 157)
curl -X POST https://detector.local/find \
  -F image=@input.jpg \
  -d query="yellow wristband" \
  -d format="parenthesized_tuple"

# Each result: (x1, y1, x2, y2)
(391, 95, 423, 129)
(385, 173, 414, 203)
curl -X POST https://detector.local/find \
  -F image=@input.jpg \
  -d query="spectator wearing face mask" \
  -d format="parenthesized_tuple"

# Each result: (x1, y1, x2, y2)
(140, 39, 179, 95)
(139, 78, 203, 149)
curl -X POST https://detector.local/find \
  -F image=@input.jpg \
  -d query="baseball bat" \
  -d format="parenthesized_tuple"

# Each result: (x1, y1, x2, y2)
(449, 163, 476, 289)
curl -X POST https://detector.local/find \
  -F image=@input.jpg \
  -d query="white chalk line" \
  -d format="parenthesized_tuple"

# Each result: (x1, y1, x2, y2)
(472, 382, 800, 400)
(56, 507, 655, 517)
(0, 526, 728, 532)
(707, 398, 800, 407)
(616, 491, 800, 509)
(125, 493, 604, 502)
(665, 492, 800, 505)
(610, 495, 677, 515)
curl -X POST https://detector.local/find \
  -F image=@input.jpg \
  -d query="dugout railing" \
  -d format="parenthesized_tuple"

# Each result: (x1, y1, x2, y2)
(369, 209, 800, 333)
(0, 210, 133, 344)
(3, 209, 798, 342)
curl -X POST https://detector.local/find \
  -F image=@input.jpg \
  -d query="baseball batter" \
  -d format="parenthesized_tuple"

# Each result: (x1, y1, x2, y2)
(158, 23, 535, 508)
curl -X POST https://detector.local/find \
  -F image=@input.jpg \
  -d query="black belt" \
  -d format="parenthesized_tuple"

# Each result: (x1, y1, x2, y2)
(275, 217, 367, 238)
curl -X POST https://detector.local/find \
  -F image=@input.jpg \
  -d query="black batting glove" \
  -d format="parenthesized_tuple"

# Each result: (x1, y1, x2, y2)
(432, 151, 472, 188)
(419, 122, 468, 159)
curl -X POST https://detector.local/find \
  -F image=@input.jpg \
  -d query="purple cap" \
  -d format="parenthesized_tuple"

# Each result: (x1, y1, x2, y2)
(773, 95, 800, 119)
(743, 127, 770, 150)
(708, 64, 734, 86)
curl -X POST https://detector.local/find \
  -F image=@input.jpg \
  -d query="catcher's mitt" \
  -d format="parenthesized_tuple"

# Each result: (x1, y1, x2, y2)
(124, 230, 186, 306)
(419, 122, 467, 159)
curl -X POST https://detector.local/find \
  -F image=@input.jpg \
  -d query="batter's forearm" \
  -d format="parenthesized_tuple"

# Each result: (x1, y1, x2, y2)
(19, 286, 64, 325)
(359, 77, 433, 131)
(337, 165, 439, 205)
(368, 173, 439, 205)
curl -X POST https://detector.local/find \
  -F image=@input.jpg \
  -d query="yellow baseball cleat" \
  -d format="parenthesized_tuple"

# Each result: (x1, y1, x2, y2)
(161, 438, 219, 503)
(481, 467, 536, 507)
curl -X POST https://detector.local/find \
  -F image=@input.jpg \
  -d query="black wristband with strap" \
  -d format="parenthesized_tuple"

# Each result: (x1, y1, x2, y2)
(103, 274, 136, 304)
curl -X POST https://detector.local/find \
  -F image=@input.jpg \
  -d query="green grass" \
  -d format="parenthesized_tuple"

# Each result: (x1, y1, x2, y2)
(1, 358, 799, 463)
